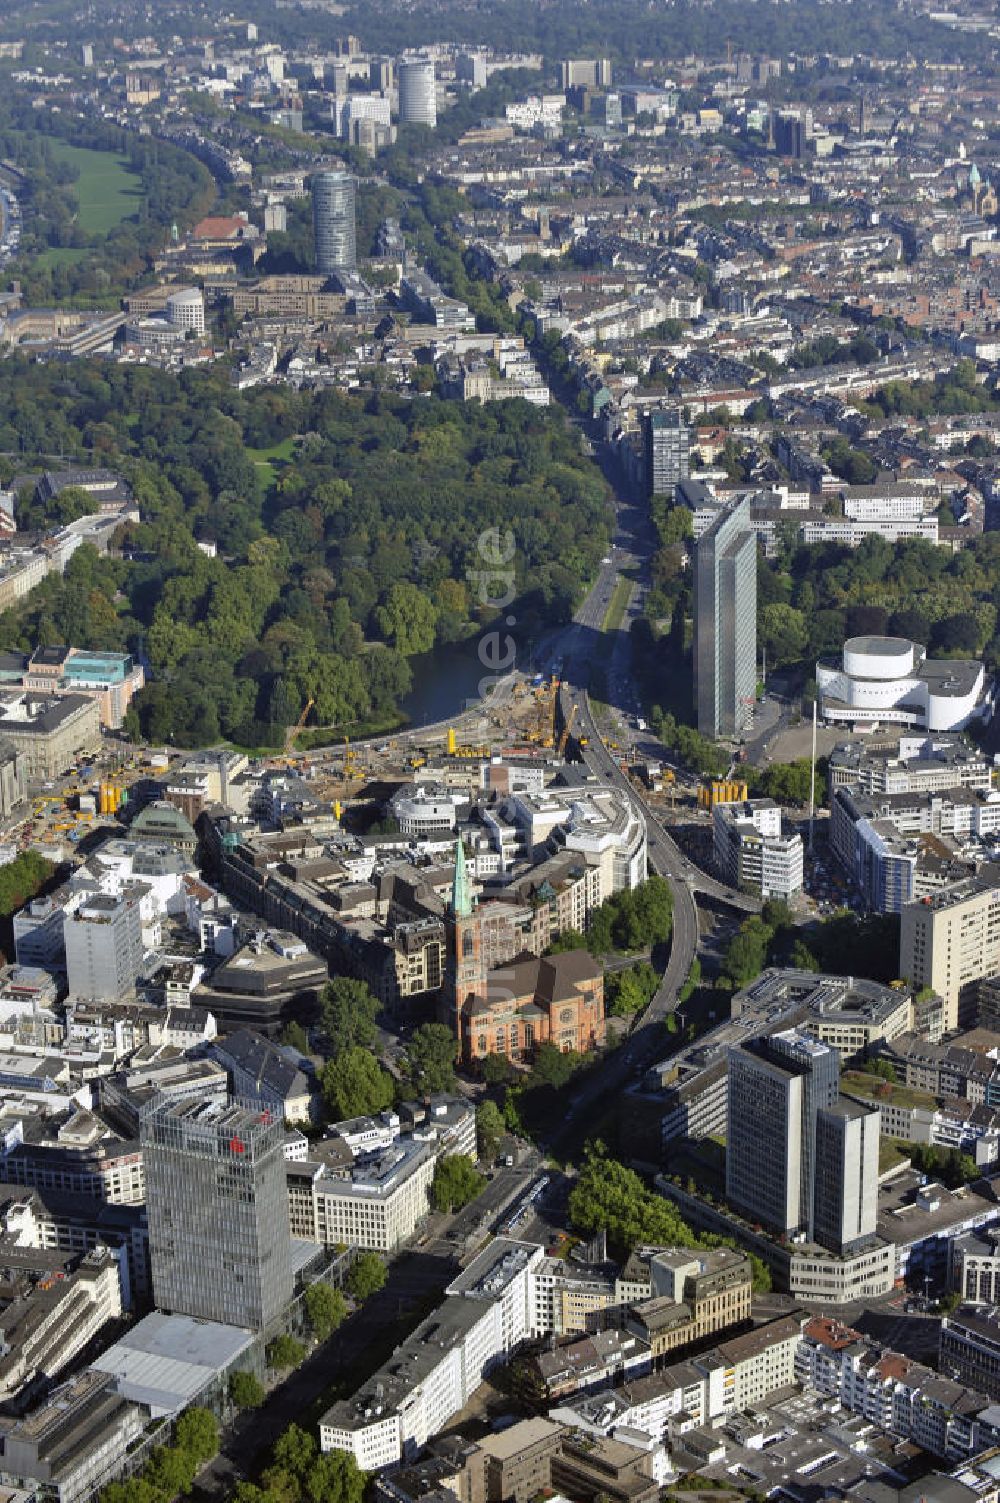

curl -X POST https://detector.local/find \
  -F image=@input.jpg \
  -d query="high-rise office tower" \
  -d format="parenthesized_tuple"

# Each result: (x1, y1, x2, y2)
(64, 894, 143, 1003)
(142, 1097, 293, 1330)
(813, 1098, 880, 1254)
(312, 170, 356, 276)
(726, 1029, 879, 1253)
(397, 58, 437, 128)
(643, 409, 690, 499)
(693, 495, 757, 741)
(370, 56, 394, 93)
(560, 59, 612, 90)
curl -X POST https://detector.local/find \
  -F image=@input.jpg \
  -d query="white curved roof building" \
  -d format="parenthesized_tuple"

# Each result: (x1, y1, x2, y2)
(390, 783, 469, 836)
(817, 635, 987, 733)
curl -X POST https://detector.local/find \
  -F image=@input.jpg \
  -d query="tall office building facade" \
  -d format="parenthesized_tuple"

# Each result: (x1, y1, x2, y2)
(693, 495, 757, 740)
(560, 58, 613, 90)
(64, 894, 143, 1003)
(726, 1029, 878, 1254)
(813, 1098, 880, 1255)
(398, 58, 437, 127)
(312, 170, 357, 276)
(643, 409, 690, 499)
(142, 1098, 293, 1330)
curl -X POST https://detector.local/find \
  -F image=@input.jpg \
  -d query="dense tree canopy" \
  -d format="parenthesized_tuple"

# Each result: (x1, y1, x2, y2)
(0, 362, 610, 749)
(431, 1154, 485, 1212)
(321, 1047, 395, 1121)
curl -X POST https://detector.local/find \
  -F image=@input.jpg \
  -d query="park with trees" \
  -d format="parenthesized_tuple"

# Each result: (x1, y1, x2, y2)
(0, 360, 611, 751)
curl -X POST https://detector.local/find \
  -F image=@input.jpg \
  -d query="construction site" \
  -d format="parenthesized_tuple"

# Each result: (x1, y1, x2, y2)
(276, 671, 595, 811)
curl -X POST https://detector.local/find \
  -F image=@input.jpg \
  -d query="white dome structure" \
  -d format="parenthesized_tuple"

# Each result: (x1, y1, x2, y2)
(817, 635, 987, 733)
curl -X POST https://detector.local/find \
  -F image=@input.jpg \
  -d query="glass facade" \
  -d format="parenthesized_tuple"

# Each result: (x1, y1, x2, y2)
(142, 1098, 293, 1330)
(312, 171, 357, 276)
(694, 495, 757, 741)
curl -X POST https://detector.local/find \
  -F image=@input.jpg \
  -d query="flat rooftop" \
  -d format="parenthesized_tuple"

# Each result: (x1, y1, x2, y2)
(89, 1311, 255, 1416)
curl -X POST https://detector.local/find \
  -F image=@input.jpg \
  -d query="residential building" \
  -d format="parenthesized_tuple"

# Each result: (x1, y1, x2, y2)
(312, 170, 356, 275)
(476, 1418, 563, 1503)
(141, 1097, 293, 1330)
(797, 1315, 1000, 1461)
(550, 1314, 804, 1441)
(900, 879, 1000, 1032)
(643, 409, 689, 499)
(713, 798, 803, 899)
(693, 496, 757, 741)
(817, 636, 987, 734)
(64, 895, 144, 1004)
(830, 784, 1000, 913)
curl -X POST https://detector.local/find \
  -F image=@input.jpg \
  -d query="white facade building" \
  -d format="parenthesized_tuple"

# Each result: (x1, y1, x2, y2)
(712, 799, 803, 900)
(320, 1240, 544, 1468)
(165, 288, 205, 334)
(817, 636, 986, 733)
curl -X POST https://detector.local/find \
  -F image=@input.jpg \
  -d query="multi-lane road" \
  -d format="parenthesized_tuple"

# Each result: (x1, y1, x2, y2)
(533, 452, 762, 1132)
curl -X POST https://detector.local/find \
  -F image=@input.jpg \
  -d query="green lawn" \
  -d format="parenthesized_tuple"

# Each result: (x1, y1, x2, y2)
(842, 1071, 938, 1112)
(35, 246, 87, 269)
(880, 1138, 913, 1174)
(246, 437, 298, 486)
(47, 140, 143, 236)
(601, 574, 633, 634)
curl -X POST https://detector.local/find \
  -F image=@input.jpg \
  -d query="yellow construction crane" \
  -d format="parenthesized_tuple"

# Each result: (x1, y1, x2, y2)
(557, 703, 578, 758)
(285, 697, 315, 755)
(536, 675, 558, 748)
(343, 735, 360, 782)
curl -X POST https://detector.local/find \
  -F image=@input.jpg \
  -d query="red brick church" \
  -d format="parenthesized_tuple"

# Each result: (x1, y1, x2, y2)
(444, 839, 605, 1069)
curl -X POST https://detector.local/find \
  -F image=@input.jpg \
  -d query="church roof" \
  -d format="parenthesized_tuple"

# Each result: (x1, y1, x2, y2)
(450, 836, 472, 919)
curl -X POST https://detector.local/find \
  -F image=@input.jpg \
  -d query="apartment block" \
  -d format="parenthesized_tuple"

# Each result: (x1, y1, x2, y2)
(713, 798, 803, 899)
(321, 1240, 544, 1469)
(799, 1314, 1000, 1461)
(900, 879, 1000, 1031)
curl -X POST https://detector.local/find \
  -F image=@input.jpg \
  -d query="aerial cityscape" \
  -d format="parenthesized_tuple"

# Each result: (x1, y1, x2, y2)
(4, 1, 1000, 1501)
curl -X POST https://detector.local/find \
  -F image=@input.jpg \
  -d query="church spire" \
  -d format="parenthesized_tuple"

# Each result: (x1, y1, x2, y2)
(451, 836, 472, 918)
